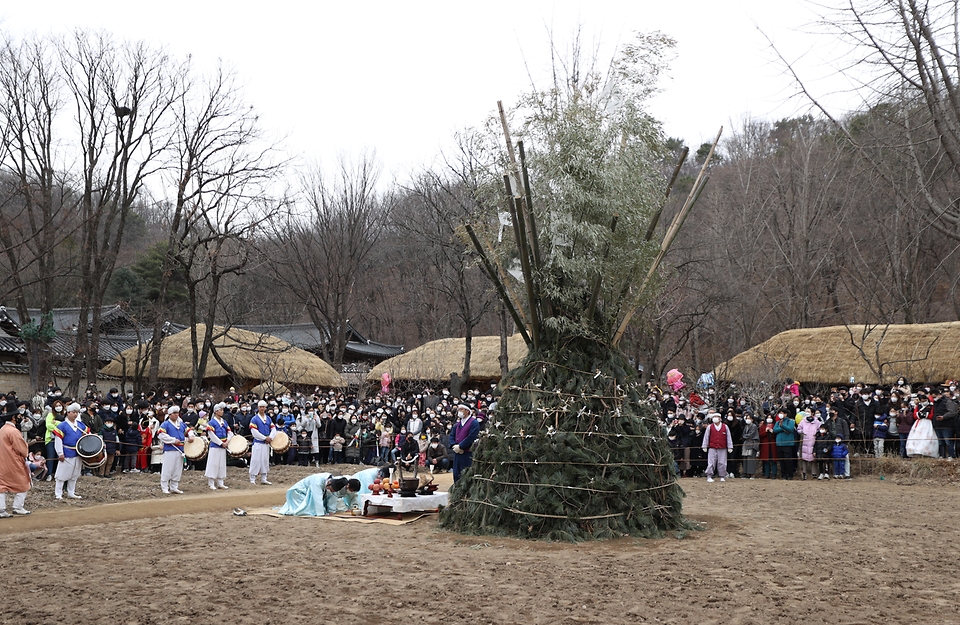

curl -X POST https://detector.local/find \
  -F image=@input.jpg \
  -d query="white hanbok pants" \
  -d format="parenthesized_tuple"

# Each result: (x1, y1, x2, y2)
(55, 457, 81, 497)
(0, 492, 26, 510)
(249, 442, 270, 479)
(205, 447, 227, 481)
(160, 450, 184, 491)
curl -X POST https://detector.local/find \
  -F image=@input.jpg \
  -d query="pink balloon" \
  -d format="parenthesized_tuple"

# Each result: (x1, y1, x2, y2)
(381, 372, 392, 394)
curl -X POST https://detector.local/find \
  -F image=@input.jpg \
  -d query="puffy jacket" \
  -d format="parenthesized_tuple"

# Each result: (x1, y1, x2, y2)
(815, 432, 833, 459)
(100, 425, 120, 455)
(872, 417, 889, 439)
(831, 442, 849, 459)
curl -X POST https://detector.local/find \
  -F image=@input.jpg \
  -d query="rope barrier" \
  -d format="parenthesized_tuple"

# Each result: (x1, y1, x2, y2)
(469, 475, 677, 494)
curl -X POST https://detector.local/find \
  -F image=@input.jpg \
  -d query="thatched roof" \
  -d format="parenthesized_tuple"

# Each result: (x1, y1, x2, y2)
(367, 334, 528, 382)
(714, 322, 960, 385)
(100, 324, 344, 387)
(249, 381, 290, 396)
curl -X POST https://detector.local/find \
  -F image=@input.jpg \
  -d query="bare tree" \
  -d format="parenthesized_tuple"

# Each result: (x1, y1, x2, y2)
(270, 154, 390, 369)
(57, 31, 182, 394)
(146, 64, 285, 393)
(398, 173, 496, 387)
(782, 0, 960, 241)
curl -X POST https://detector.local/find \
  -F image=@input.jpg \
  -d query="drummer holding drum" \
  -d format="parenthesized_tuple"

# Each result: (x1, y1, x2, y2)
(52, 403, 90, 500)
(204, 402, 232, 490)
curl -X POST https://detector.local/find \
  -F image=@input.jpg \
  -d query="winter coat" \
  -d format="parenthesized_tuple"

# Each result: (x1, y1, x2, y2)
(758, 422, 778, 461)
(100, 425, 120, 455)
(773, 417, 797, 447)
(344, 422, 361, 458)
(796, 417, 822, 461)
(851, 399, 880, 438)
(740, 422, 760, 457)
(123, 425, 142, 454)
(872, 417, 889, 439)
(896, 409, 917, 435)
(931, 397, 958, 428)
(831, 442, 849, 459)
(815, 431, 833, 460)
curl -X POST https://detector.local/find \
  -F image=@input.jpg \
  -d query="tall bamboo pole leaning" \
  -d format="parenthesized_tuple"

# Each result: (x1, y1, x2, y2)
(644, 146, 688, 242)
(504, 175, 541, 349)
(517, 140, 553, 318)
(612, 127, 723, 347)
(464, 224, 532, 345)
(498, 101, 522, 199)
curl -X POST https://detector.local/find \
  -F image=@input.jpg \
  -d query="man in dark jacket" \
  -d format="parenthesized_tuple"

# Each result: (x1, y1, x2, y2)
(850, 390, 880, 454)
(929, 388, 957, 460)
(425, 436, 450, 473)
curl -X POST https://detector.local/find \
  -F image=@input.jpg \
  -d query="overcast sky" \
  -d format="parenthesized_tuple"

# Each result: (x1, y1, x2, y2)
(2, 1, 858, 183)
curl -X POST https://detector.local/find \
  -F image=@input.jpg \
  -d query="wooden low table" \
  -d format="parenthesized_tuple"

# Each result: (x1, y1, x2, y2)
(359, 492, 450, 518)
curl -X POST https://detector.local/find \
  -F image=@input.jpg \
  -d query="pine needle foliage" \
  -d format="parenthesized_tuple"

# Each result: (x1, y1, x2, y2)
(442, 33, 696, 541)
(440, 331, 688, 541)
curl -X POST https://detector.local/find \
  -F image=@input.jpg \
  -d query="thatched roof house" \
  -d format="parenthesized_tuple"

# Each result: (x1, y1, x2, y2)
(367, 334, 528, 383)
(714, 322, 960, 385)
(101, 324, 344, 388)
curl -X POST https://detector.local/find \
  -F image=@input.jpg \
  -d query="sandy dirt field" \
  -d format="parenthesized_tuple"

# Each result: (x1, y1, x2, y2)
(1, 467, 958, 625)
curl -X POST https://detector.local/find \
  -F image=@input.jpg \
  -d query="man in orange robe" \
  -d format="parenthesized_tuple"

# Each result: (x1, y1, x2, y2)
(0, 409, 32, 516)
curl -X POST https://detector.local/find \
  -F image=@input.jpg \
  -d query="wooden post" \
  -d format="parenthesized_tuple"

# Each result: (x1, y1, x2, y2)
(464, 224, 532, 346)
(612, 127, 722, 347)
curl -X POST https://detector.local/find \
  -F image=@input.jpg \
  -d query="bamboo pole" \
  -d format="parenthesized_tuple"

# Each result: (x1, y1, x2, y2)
(465, 224, 532, 345)
(477, 228, 529, 327)
(612, 127, 722, 347)
(517, 141, 543, 269)
(505, 176, 540, 349)
(498, 100, 522, 194)
(517, 140, 554, 319)
(644, 147, 688, 242)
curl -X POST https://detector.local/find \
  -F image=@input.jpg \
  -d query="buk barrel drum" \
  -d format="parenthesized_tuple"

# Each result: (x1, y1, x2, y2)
(183, 437, 209, 462)
(76, 434, 106, 468)
(270, 431, 290, 455)
(226, 435, 249, 458)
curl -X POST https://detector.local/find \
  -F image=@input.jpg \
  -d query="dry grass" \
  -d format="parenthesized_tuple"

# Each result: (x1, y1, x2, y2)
(714, 322, 960, 385)
(851, 453, 960, 482)
(367, 333, 528, 382)
(101, 324, 344, 387)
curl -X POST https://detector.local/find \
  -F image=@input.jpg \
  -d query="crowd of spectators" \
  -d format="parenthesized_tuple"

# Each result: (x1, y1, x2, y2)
(656, 377, 958, 480)
(10, 383, 499, 481)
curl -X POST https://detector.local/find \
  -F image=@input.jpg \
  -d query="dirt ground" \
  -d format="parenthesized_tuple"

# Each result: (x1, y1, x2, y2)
(1, 468, 958, 625)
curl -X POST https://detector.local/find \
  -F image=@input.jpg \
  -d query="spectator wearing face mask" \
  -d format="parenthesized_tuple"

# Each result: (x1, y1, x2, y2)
(426, 436, 450, 473)
(725, 410, 743, 477)
(344, 413, 361, 465)
(668, 414, 693, 477)
(740, 414, 759, 479)
(851, 389, 880, 455)
(701, 412, 733, 483)
(99, 417, 119, 478)
(785, 396, 802, 420)
(43, 397, 65, 482)
(773, 412, 797, 480)
(759, 416, 778, 479)
(895, 404, 916, 459)
(406, 410, 423, 438)
(796, 410, 823, 480)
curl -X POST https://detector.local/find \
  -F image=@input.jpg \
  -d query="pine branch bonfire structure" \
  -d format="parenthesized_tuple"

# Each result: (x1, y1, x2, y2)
(439, 58, 720, 540)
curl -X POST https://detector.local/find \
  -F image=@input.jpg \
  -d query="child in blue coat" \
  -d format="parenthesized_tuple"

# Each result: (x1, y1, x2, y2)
(872, 415, 889, 458)
(831, 437, 849, 479)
